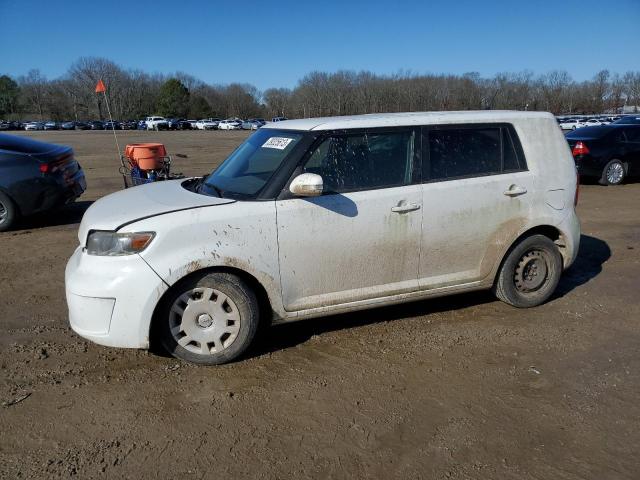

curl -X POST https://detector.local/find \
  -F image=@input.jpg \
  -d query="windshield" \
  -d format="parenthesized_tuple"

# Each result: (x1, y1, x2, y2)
(201, 129, 304, 198)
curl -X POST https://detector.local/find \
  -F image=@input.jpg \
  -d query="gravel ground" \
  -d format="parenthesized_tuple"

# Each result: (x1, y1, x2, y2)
(1, 130, 639, 479)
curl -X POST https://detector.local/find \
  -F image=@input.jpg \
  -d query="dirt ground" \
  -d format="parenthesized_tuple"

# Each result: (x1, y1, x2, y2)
(1, 130, 639, 479)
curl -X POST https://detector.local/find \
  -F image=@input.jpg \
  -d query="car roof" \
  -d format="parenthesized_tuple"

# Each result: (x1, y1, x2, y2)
(262, 110, 555, 131)
(0, 133, 68, 154)
(565, 124, 628, 139)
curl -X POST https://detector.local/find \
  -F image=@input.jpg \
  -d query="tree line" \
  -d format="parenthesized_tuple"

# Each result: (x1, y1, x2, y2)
(1, 57, 639, 121)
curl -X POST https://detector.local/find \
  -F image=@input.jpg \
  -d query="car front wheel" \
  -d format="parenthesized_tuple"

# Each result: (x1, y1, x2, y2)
(493, 234, 563, 308)
(157, 272, 260, 365)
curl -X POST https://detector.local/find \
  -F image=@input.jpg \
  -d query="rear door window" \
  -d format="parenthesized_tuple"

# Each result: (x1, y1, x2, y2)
(424, 124, 526, 182)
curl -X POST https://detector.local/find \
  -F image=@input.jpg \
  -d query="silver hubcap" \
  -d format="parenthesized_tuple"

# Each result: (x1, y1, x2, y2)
(606, 162, 624, 184)
(169, 287, 241, 356)
(514, 250, 549, 293)
(0, 201, 7, 223)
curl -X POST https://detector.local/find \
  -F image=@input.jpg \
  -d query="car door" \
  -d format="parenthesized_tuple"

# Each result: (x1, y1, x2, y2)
(275, 128, 422, 312)
(622, 127, 640, 175)
(419, 124, 535, 288)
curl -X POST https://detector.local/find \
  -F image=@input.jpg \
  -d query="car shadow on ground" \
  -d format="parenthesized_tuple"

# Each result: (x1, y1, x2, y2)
(13, 200, 93, 230)
(251, 291, 496, 360)
(250, 233, 610, 360)
(553, 234, 610, 297)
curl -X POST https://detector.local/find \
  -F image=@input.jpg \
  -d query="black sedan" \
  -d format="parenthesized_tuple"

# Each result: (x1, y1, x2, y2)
(0, 134, 87, 231)
(167, 118, 192, 130)
(612, 115, 640, 125)
(566, 124, 640, 185)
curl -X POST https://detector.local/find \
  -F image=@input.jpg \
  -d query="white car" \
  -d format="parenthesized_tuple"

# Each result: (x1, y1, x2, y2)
(582, 118, 606, 128)
(195, 119, 217, 130)
(218, 120, 241, 130)
(145, 116, 169, 130)
(66, 111, 580, 365)
(559, 118, 586, 130)
(24, 121, 44, 131)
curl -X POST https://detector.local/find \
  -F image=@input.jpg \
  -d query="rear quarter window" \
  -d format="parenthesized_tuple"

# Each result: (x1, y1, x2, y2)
(423, 124, 526, 182)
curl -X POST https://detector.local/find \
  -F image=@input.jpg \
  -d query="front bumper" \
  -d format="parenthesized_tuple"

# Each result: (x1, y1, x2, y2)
(65, 247, 168, 348)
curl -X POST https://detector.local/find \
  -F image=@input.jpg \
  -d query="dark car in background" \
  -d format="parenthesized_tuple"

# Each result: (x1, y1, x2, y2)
(74, 122, 91, 130)
(89, 121, 104, 130)
(61, 121, 77, 130)
(613, 115, 640, 125)
(566, 124, 640, 185)
(44, 121, 60, 131)
(167, 118, 192, 130)
(103, 120, 121, 130)
(3, 121, 22, 130)
(0, 133, 86, 231)
(242, 118, 266, 130)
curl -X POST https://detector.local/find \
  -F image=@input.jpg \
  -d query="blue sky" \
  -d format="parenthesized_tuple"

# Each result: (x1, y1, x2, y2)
(1, 0, 638, 90)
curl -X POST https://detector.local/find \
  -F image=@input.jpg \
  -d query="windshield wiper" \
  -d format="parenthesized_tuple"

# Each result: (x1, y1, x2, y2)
(200, 179, 224, 198)
(210, 184, 224, 198)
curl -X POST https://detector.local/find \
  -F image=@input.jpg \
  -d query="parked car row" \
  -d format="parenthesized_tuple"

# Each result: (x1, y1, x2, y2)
(557, 115, 623, 130)
(190, 118, 268, 130)
(1, 116, 287, 132)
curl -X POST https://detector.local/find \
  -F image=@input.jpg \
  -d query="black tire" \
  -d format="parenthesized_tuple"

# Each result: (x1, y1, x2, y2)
(156, 272, 260, 365)
(0, 191, 17, 232)
(599, 159, 626, 186)
(493, 234, 563, 308)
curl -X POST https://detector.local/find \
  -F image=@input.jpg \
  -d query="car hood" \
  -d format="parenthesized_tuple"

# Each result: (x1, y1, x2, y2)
(77, 179, 235, 245)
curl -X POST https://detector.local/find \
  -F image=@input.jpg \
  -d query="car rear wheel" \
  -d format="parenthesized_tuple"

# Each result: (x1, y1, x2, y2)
(0, 191, 17, 232)
(157, 272, 260, 365)
(493, 234, 563, 308)
(599, 159, 626, 186)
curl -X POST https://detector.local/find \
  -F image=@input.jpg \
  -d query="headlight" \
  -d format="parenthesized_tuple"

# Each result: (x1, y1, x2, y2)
(86, 231, 155, 256)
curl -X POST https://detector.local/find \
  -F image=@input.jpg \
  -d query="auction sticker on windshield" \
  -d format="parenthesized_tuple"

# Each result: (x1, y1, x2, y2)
(262, 137, 294, 150)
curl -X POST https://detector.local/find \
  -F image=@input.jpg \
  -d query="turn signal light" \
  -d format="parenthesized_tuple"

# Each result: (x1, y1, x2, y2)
(572, 141, 589, 156)
(39, 163, 49, 173)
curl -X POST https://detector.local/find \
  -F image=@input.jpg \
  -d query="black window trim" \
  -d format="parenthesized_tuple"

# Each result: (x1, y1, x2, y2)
(421, 122, 528, 184)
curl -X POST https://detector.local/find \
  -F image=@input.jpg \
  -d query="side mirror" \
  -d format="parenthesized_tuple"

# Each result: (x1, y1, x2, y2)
(289, 173, 323, 197)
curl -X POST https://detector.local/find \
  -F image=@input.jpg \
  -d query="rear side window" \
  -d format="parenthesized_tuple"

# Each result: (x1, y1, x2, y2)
(424, 125, 526, 181)
(303, 130, 417, 193)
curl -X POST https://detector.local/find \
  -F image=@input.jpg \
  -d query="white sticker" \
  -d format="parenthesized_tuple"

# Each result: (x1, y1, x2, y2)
(262, 137, 294, 150)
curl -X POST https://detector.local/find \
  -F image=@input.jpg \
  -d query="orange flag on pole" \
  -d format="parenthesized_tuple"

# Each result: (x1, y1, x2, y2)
(95, 80, 106, 93)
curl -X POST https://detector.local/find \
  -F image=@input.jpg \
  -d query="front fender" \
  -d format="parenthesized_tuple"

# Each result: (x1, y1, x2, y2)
(127, 201, 286, 318)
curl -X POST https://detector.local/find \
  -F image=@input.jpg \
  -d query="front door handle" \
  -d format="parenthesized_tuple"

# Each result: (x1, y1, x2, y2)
(391, 202, 421, 213)
(504, 184, 527, 197)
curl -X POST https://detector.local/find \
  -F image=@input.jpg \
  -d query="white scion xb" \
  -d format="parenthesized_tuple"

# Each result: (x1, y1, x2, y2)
(66, 111, 580, 365)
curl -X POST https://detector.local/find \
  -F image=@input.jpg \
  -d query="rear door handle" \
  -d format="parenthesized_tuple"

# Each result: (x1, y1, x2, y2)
(391, 203, 421, 213)
(504, 185, 527, 197)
